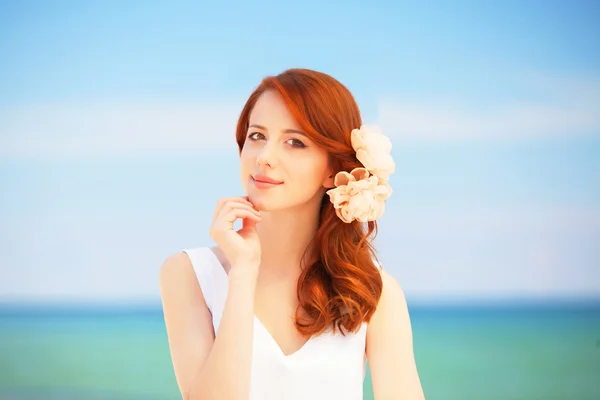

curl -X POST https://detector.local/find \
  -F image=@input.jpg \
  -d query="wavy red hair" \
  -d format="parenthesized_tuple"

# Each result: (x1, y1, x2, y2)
(235, 68, 383, 336)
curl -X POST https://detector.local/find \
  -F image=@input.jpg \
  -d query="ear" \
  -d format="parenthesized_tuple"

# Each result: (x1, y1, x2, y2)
(322, 168, 336, 189)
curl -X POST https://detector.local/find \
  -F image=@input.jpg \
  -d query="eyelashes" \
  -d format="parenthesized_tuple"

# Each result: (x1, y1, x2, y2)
(247, 132, 264, 141)
(247, 132, 306, 149)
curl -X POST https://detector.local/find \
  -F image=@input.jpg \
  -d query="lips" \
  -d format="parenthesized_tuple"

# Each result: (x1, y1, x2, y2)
(252, 175, 283, 185)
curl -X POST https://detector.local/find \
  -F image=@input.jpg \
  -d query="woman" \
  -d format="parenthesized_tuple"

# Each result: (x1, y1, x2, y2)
(160, 68, 425, 400)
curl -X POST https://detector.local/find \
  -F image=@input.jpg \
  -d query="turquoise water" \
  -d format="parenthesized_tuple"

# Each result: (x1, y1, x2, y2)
(0, 302, 598, 399)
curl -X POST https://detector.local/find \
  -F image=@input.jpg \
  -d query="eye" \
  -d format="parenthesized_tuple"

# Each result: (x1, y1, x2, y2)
(287, 138, 306, 148)
(248, 132, 265, 141)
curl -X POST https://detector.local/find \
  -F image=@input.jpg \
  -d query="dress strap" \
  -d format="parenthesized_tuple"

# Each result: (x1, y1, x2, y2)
(182, 247, 215, 311)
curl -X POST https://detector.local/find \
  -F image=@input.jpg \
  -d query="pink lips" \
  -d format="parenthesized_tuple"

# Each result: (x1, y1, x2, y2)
(253, 174, 283, 184)
(252, 175, 283, 189)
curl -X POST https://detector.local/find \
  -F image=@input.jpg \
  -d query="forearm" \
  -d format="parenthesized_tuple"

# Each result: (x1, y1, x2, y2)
(188, 268, 258, 400)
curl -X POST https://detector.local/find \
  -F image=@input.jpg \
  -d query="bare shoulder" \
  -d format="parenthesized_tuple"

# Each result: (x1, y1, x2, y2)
(160, 251, 192, 274)
(159, 251, 206, 306)
(159, 250, 217, 397)
(366, 269, 425, 398)
(159, 251, 194, 282)
(368, 269, 409, 334)
(379, 269, 406, 305)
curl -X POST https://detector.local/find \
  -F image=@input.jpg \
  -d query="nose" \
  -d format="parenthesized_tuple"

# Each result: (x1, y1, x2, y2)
(256, 140, 278, 168)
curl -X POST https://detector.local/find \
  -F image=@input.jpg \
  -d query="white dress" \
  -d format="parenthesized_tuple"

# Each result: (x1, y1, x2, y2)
(183, 246, 377, 400)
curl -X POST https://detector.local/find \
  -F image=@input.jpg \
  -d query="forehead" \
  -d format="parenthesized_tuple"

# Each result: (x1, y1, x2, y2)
(249, 90, 301, 129)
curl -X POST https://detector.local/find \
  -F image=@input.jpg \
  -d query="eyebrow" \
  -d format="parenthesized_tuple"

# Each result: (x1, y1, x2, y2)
(248, 124, 307, 137)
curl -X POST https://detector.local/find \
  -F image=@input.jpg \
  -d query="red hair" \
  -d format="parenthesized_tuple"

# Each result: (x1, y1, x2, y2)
(235, 68, 383, 336)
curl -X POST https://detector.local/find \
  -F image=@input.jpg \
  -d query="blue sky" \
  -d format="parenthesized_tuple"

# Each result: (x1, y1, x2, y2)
(1, 1, 599, 303)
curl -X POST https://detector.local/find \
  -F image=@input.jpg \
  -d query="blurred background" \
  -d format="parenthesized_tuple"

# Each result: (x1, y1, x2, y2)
(1, 1, 599, 399)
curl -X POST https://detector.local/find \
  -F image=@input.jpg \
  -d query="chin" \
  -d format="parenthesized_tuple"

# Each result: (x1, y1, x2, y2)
(248, 195, 286, 213)
(247, 193, 266, 211)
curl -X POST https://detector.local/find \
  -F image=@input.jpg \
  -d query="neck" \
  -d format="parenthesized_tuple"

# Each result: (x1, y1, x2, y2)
(256, 202, 321, 279)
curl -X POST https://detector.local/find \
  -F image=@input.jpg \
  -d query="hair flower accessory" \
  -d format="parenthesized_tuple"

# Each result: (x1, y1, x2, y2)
(327, 125, 395, 223)
(351, 125, 396, 181)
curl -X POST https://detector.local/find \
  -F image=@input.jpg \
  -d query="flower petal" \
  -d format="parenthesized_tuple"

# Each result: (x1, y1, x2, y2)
(355, 149, 376, 172)
(336, 207, 354, 223)
(333, 171, 354, 187)
(349, 167, 370, 181)
(370, 154, 396, 181)
(347, 179, 371, 195)
(373, 181, 392, 201)
(349, 124, 395, 181)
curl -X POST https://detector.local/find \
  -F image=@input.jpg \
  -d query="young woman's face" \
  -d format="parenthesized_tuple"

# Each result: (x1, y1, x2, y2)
(240, 90, 333, 212)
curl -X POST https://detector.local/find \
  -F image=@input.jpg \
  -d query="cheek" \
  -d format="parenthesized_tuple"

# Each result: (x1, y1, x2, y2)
(293, 160, 328, 186)
(239, 148, 254, 188)
(240, 146, 255, 169)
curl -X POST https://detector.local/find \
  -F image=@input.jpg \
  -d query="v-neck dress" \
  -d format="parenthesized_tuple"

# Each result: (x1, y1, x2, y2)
(182, 246, 372, 400)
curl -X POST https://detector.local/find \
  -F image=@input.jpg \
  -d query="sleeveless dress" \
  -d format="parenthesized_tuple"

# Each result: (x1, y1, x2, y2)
(182, 246, 379, 400)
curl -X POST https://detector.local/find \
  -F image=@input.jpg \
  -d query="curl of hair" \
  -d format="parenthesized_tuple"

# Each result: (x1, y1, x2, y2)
(235, 68, 384, 336)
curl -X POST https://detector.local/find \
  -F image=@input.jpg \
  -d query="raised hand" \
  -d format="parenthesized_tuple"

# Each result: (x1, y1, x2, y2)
(209, 196, 262, 272)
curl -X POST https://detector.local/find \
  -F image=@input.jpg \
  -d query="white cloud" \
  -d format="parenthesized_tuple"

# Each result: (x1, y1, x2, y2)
(1, 73, 599, 159)
(0, 100, 244, 158)
(381, 205, 600, 237)
(377, 73, 600, 141)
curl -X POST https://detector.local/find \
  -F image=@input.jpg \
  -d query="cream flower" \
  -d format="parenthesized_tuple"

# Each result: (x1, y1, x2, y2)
(351, 125, 396, 181)
(326, 167, 393, 223)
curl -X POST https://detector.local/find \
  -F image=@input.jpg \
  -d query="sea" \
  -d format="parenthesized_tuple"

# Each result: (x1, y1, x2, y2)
(0, 301, 598, 400)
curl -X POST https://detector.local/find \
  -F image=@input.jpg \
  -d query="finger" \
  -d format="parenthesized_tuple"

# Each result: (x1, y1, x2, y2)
(215, 196, 253, 211)
(214, 198, 233, 221)
(220, 197, 255, 212)
(211, 208, 260, 238)
(221, 208, 262, 227)
(242, 196, 257, 207)
(240, 213, 259, 232)
(213, 197, 255, 221)
(217, 196, 250, 205)
(221, 201, 261, 217)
